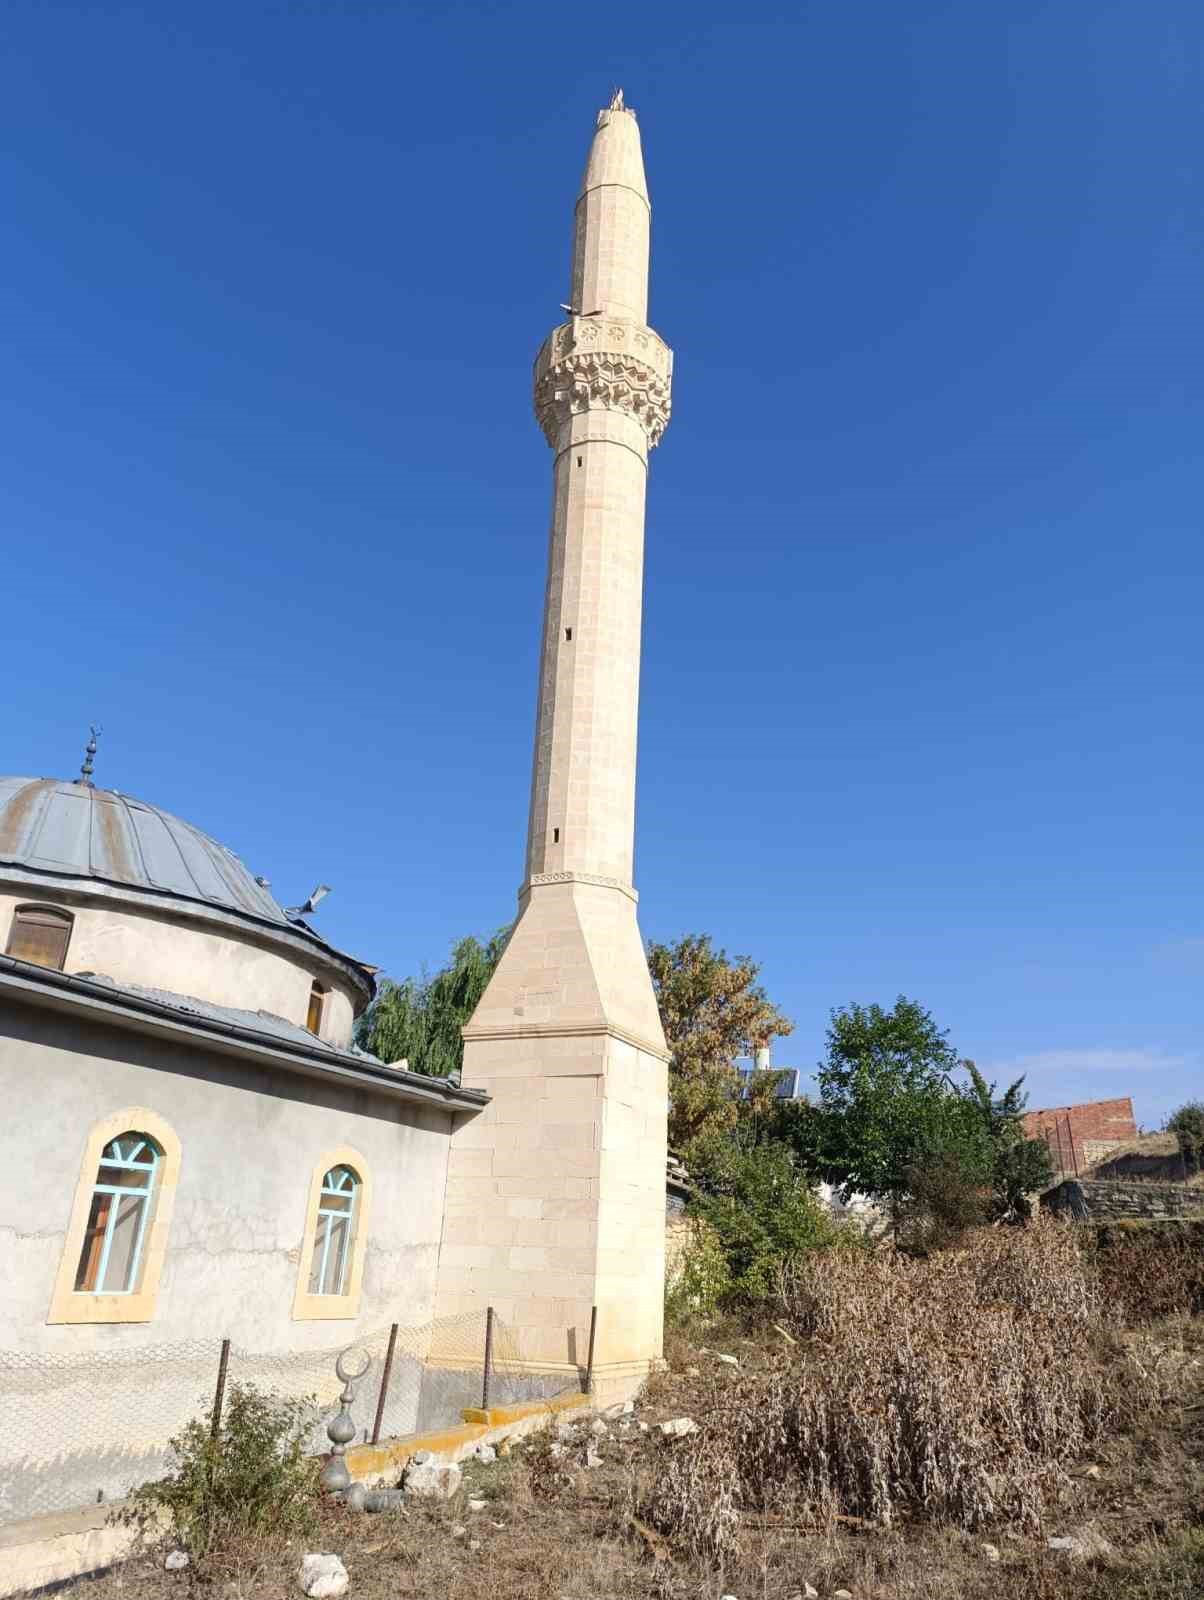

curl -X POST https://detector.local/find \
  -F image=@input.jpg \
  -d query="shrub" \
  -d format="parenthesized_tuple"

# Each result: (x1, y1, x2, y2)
(1167, 1101, 1204, 1175)
(645, 1221, 1131, 1555)
(687, 1139, 844, 1302)
(895, 1152, 989, 1254)
(665, 1216, 732, 1322)
(126, 1382, 318, 1565)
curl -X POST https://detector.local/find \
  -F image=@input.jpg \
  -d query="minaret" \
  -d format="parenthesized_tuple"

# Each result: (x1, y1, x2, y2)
(434, 94, 672, 1402)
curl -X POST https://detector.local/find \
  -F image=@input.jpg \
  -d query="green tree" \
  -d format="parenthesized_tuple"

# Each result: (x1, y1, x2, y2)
(647, 934, 794, 1155)
(814, 997, 991, 1204)
(961, 1062, 1054, 1217)
(357, 928, 509, 1077)
(1167, 1100, 1204, 1176)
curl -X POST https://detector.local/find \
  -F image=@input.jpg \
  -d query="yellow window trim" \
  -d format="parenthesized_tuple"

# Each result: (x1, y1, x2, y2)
(292, 1145, 372, 1322)
(47, 1107, 182, 1326)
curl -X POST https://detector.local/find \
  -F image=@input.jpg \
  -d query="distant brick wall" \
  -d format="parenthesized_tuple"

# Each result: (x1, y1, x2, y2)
(1041, 1179, 1203, 1222)
(1023, 1097, 1138, 1177)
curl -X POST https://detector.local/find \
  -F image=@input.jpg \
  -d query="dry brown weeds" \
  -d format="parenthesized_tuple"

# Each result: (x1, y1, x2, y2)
(646, 1221, 1142, 1554)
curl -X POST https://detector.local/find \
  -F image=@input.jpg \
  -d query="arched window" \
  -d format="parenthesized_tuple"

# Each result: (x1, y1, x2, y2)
(293, 1147, 371, 1320)
(48, 1108, 181, 1325)
(74, 1134, 161, 1294)
(308, 1165, 360, 1295)
(306, 981, 328, 1036)
(6, 903, 73, 970)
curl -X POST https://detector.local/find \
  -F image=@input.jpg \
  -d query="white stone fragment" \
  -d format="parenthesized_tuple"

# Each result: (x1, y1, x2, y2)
(474, 1442, 497, 1463)
(468, 1498, 488, 1512)
(716, 1353, 739, 1368)
(404, 1460, 462, 1500)
(299, 1554, 349, 1599)
(658, 1417, 700, 1437)
(980, 1543, 1001, 1563)
(164, 1550, 189, 1570)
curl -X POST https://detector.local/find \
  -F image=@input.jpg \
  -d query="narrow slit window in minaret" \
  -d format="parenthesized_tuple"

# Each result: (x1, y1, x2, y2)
(553, 828, 560, 843)
(577, 456, 582, 467)
(565, 627, 572, 641)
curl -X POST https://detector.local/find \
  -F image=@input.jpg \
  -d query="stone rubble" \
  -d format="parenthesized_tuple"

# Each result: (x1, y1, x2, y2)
(474, 1442, 497, 1464)
(980, 1543, 1001, 1563)
(361, 1488, 405, 1512)
(299, 1553, 350, 1599)
(716, 1353, 739, 1368)
(403, 1460, 462, 1500)
(658, 1416, 700, 1437)
(163, 1550, 190, 1571)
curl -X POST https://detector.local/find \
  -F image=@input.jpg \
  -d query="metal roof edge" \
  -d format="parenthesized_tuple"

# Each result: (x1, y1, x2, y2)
(0, 958, 488, 1114)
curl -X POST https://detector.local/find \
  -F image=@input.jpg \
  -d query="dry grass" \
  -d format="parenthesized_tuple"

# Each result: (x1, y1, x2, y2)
(645, 1222, 1139, 1553)
(73, 1223, 1204, 1600)
(1093, 1220, 1204, 1320)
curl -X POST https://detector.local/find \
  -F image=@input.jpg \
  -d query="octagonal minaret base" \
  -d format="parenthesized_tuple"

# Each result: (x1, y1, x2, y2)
(434, 94, 671, 1402)
(438, 879, 668, 1399)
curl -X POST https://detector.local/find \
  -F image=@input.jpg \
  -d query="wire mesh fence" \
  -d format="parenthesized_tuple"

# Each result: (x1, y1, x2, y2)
(0, 1309, 580, 1527)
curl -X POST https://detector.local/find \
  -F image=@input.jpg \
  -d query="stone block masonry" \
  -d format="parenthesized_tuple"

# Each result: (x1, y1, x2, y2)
(433, 94, 673, 1404)
(1041, 1179, 1204, 1222)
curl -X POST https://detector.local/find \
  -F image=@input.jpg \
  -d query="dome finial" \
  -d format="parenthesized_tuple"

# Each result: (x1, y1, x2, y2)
(76, 725, 101, 787)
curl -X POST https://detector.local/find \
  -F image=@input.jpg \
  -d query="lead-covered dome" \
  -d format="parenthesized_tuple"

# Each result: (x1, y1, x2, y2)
(0, 775, 373, 1026)
(0, 777, 290, 926)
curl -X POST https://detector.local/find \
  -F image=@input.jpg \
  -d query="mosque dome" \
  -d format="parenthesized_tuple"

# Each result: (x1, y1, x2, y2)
(0, 776, 291, 928)
(0, 775, 373, 1043)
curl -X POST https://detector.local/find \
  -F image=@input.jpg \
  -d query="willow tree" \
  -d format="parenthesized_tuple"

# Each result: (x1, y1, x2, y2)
(357, 928, 510, 1077)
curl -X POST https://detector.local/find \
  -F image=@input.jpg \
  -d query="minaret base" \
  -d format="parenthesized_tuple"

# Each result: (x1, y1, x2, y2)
(433, 879, 668, 1396)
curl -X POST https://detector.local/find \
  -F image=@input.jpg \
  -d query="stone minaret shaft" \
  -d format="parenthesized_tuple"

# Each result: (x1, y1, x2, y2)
(527, 98, 673, 890)
(435, 95, 672, 1403)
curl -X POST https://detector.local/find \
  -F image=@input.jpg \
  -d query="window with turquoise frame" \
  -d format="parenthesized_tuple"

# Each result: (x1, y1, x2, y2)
(74, 1134, 161, 1294)
(308, 1165, 360, 1295)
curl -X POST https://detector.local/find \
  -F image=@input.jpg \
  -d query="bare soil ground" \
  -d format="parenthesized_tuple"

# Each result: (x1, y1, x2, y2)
(73, 1314, 1204, 1600)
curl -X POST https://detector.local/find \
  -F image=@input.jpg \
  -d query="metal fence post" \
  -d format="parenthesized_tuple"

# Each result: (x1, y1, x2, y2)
(210, 1338, 231, 1442)
(371, 1323, 399, 1445)
(481, 1305, 495, 1411)
(584, 1305, 598, 1395)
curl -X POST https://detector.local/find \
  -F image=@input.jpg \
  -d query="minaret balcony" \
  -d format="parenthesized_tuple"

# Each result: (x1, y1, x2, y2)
(533, 316, 673, 450)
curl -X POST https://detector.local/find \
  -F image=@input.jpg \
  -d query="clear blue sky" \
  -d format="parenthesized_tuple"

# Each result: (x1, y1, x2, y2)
(3, 2, 1200, 1126)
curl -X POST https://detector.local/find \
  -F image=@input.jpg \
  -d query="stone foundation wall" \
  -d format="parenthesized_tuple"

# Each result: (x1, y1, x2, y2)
(1042, 1179, 1204, 1222)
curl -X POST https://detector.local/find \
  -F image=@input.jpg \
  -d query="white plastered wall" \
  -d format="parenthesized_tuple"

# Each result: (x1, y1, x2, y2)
(0, 889, 358, 1045)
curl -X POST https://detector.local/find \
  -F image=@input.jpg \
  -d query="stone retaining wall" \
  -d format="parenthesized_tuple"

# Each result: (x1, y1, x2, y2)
(1042, 1179, 1204, 1222)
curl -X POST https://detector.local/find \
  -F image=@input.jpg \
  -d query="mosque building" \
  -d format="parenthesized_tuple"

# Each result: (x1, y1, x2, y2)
(0, 761, 483, 1361)
(0, 90, 673, 1529)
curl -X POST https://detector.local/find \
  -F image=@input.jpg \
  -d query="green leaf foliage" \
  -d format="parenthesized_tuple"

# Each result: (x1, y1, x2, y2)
(686, 1136, 847, 1302)
(961, 1060, 1054, 1216)
(125, 1383, 317, 1565)
(356, 927, 510, 1076)
(813, 997, 991, 1203)
(1167, 1100, 1204, 1174)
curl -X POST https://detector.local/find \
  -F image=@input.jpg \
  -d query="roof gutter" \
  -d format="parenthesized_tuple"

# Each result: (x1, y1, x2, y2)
(0, 958, 488, 1115)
